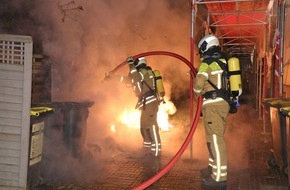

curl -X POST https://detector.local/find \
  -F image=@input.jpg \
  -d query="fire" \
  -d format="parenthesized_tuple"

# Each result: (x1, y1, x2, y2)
(110, 98, 176, 132)
(120, 109, 141, 129)
(157, 100, 176, 131)
(110, 124, 116, 133)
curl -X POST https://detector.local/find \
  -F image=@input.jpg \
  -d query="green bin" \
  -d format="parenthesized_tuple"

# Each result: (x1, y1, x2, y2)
(280, 107, 290, 184)
(28, 107, 53, 188)
(31, 101, 94, 183)
(41, 101, 94, 157)
(263, 98, 290, 176)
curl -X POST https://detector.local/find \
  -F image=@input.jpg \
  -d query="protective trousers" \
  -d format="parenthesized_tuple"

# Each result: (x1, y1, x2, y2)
(202, 102, 229, 181)
(140, 100, 161, 157)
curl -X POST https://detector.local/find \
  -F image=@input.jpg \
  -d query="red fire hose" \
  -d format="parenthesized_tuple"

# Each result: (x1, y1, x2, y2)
(107, 51, 202, 190)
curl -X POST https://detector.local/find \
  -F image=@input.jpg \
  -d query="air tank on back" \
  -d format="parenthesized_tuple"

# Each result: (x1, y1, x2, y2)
(228, 57, 242, 98)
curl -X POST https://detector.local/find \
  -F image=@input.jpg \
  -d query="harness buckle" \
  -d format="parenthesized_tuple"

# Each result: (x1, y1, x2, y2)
(211, 92, 217, 99)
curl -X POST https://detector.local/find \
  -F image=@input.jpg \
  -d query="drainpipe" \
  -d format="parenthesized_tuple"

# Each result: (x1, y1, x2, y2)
(262, 11, 271, 136)
(258, 59, 263, 118)
(277, 0, 285, 97)
(189, 0, 196, 160)
(279, 0, 285, 97)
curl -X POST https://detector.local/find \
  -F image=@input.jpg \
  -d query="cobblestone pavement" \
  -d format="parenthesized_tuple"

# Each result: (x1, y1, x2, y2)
(31, 99, 290, 190)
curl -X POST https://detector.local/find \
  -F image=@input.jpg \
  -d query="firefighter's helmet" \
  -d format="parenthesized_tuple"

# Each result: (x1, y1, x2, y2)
(134, 57, 147, 69)
(198, 34, 220, 56)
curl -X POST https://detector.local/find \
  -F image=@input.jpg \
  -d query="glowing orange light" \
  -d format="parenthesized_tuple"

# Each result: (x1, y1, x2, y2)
(110, 97, 176, 133)
(157, 100, 176, 131)
(110, 124, 116, 133)
(121, 109, 140, 129)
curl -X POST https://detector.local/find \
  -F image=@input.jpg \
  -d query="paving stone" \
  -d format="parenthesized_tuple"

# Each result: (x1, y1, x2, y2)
(32, 103, 290, 190)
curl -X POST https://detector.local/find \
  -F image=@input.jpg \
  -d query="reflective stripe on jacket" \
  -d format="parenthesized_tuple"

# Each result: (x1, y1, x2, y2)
(193, 58, 227, 106)
(122, 67, 157, 109)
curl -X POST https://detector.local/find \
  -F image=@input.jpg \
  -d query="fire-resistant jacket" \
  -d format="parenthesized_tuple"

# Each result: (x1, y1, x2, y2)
(193, 57, 228, 107)
(121, 66, 157, 110)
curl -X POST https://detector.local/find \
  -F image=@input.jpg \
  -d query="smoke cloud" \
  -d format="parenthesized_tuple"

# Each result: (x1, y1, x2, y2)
(0, 0, 254, 186)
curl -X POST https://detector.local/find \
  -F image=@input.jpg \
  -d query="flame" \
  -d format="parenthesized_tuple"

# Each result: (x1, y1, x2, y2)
(110, 98, 176, 132)
(110, 124, 116, 133)
(121, 109, 140, 129)
(157, 100, 176, 131)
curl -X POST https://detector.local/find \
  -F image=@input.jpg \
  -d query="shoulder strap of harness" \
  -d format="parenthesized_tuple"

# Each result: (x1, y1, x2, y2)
(140, 67, 154, 92)
(203, 57, 227, 72)
(137, 68, 157, 110)
(203, 56, 229, 101)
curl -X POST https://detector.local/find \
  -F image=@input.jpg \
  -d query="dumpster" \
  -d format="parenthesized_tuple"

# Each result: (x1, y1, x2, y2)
(33, 101, 94, 156)
(28, 106, 53, 187)
(59, 101, 94, 157)
(263, 98, 290, 177)
(280, 107, 290, 184)
(31, 101, 94, 183)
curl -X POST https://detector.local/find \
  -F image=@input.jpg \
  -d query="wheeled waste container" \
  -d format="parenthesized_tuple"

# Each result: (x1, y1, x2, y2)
(28, 106, 53, 188)
(31, 101, 94, 183)
(280, 107, 290, 185)
(59, 101, 94, 157)
(263, 98, 290, 177)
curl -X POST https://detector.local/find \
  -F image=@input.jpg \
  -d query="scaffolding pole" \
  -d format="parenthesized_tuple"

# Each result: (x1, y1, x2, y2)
(189, 0, 196, 160)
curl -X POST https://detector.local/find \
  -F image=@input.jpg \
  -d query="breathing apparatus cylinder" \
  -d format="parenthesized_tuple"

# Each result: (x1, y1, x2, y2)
(153, 70, 165, 99)
(228, 57, 242, 98)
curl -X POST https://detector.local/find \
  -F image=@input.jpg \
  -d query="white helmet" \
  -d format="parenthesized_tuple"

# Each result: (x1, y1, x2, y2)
(198, 34, 220, 55)
(134, 57, 147, 68)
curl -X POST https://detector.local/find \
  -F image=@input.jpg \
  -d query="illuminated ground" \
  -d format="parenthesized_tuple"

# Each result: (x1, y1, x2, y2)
(29, 96, 289, 190)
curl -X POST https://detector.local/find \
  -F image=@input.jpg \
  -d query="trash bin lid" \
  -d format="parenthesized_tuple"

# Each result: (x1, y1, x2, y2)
(280, 107, 290, 117)
(263, 98, 290, 108)
(30, 107, 53, 116)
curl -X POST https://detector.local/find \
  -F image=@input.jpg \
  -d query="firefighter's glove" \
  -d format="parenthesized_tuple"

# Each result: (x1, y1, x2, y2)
(127, 57, 135, 69)
(127, 57, 134, 65)
(194, 91, 202, 99)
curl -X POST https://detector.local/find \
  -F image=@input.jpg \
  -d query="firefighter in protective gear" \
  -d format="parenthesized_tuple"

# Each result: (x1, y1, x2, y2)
(118, 57, 162, 157)
(193, 34, 229, 188)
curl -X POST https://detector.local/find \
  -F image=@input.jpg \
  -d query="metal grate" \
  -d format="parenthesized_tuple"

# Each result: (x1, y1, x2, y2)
(0, 40, 25, 65)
